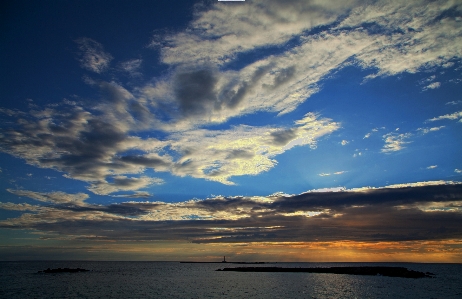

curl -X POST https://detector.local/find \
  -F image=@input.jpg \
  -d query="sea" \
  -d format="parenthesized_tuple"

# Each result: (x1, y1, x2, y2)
(0, 261, 461, 298)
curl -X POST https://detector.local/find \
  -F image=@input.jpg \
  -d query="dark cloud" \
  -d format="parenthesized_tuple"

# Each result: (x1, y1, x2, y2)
(172, 65, 274, 119)
(2, 184, 461, 244)
(226, 149, 255, 160)
(119, 155, 170, 168)
(271, 66, 296, 89)
(270, 129, 298, 146)
(221, 65, 272, 110)
(10, 205, 461, 243)
(273, 184, 462, 212)
(174, 69, 218, 117)
(0, 93, 167, 194)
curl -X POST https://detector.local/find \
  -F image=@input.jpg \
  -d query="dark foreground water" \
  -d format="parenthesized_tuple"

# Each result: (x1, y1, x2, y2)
(1, 261, 461, 298)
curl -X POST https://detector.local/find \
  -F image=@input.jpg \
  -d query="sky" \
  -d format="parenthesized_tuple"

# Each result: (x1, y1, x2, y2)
(1, 0, 462, 262)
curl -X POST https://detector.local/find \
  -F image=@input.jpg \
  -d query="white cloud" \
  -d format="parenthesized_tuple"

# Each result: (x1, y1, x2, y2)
(417, 126, 445, 134)
(349, 180, 460, 191)
(88, 176, 164, 195)
(318, 171, 347, 177)
(423, 82, 441, 91)
(428, 111, 462, 122)
(419, 75, 436, 85)
(381, 132, 412, 153)
(75, 38, 113, 73)
(7, 189, 89, 206)
(455, 169, 462, 173)
(343, 0, 462, 78)
(341, 140, 349, 145)
(142, 0, 462, 130)
(154, 0, 361, 66)
(169, 113, 340, 184)
(426, 165, 438, 169)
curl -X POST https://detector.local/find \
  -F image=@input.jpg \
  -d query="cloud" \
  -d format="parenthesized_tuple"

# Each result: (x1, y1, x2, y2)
(0, 95, 169, 195)
(455, 169, 462, 173)
(154, 0, 362, 66)
(75, 38, 113, 73)
(343, 0, 462, 78)
(363, 128, 381, 139)
(318, 171, 347, 177)
(169, 113, 339, 184)
(341, 140, 349, 145)
(423, 82, 441, 91)
(428, 111, 462, 122)
(119, 59, 142, 77)
(1, 182, 461, 243)
(0, 94, 338, 189)
(87, 176, 164, 195)
(173, 68, 220, 117)
(7, 189, 89, 205)
(446, 101, 462, 105)
(111, 191, 152, 199)
(417, 126, 445, 134)
(427, 165, 438, 169)
(142, 0, 462, 129)
(381, 132, 412, 153)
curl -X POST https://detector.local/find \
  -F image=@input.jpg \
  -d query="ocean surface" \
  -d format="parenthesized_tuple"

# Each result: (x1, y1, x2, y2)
(0, 261, 461, 298)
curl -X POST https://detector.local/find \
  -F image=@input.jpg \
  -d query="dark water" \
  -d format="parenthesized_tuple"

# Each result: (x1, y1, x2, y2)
(0, 261, 461, 298)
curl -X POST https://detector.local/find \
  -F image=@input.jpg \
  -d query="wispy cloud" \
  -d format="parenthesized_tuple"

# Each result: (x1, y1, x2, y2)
(153, 0, 361, 66)
(75, 38, 113, 73)
(88, 176, 164, 195)
(427, 165, 438, 169)
(381, 132, 412, 153)
(318, 171, 347, 177)
(423, 82, 441, 91)
(7, 189, 89, 205)
(119, 59, 142, 77)
(169, 113, 339, 184)
(417, 126, 445, 134)
(428, 111, 462, 122)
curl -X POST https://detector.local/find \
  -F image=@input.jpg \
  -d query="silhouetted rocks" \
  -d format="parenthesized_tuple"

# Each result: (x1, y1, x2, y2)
(216, 266, 434, 278)
(38, 267, 90, 273)
(180, 261, 271, 264)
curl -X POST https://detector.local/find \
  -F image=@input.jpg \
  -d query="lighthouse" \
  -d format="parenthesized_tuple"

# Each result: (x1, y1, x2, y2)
(222, 256, 227, 263)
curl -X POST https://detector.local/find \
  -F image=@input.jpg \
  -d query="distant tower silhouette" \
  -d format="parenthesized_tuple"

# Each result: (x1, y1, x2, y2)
(222, 256, 227, 263)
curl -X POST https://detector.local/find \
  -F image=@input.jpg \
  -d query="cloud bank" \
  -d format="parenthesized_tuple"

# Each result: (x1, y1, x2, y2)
(2, 182, 461, 244)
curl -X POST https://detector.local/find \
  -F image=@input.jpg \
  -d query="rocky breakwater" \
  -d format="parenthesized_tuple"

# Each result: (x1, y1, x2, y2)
(216, 266, 435, 278)
(38, 267, 90, 273)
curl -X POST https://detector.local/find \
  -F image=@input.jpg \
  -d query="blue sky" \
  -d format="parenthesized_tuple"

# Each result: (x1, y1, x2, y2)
(1, 0, 462, 261)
